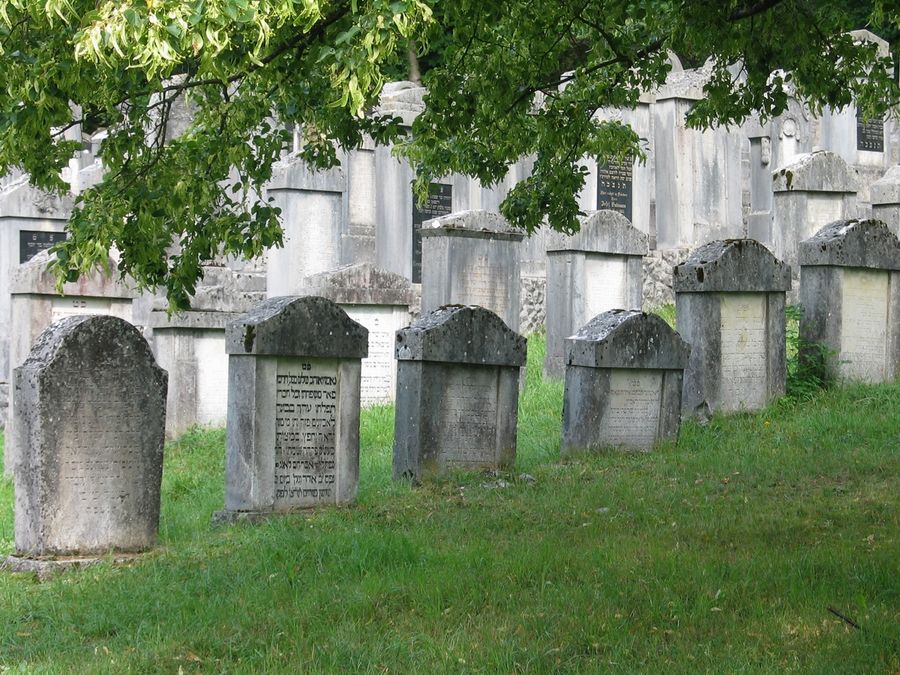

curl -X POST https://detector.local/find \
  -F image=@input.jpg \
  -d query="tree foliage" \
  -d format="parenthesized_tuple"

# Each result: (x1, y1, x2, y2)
(0, 0, 897, 308)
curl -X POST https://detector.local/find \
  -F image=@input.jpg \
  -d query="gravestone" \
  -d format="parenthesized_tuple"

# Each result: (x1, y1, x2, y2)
(299, 263, 416, 406)
(562, 310, 691, 453)
(544, 210, 648, 378)
(149, 261, 266, 438)
(6, 315, 166, 574)
(871, 165, 900, 236)
(420, 210, 524, 331)
(215, 296, 368, 521)
(5, 251, 136, 473)
(771, 151, 858, 276)
(799, 219, 900, 383)
(393, 305, 526, 481)
(654, 66, 744, 248)
(266, 157, 346, 296)
(0, 181, 72, 430)
(675, 239, 791, 416)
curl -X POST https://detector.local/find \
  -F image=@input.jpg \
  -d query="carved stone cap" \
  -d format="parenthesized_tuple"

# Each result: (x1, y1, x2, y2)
(298, 263, 416, 306)
(772, 150, 858, 193)
(673, 239, 792, 292)
(11, 249, 136, 299)
(799, 219, 900, 270)
(871, 165, 900, 205)
(566, 309, 691, 370)
(423, 209, 523, 239)
(546, 210, 649, 255)
(226, 296, 368, 358)
(395, 305, 526, 366)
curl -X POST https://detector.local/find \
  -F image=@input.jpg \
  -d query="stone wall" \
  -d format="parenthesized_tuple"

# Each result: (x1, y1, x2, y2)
(642, 248, 691, 309)
(519, 275, 546, 335)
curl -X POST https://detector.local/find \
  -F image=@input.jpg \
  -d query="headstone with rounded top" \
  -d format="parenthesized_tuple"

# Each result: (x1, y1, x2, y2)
(4, 315, 166, 578)
(674, 239, 791, 417)
(214, 296, 368, 522)
(799, 219, 900, 383)
(562, 310, 691, 453)
(544, 210, 648, 378)
(393, 305, 526, 481)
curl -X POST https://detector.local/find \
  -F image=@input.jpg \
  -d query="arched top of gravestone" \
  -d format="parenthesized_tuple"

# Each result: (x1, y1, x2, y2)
(395, 305, 526, 367)
(298, 263, 416, 306)
(0, 179, 73, 219)
(673, 238, 792, 292)
(772, 150, 858, 193)
(799, 219, 900, 270)
(565, 309, 691, 370)
(848, 29, 890, 58)
(422, 209, 525, 241)
(19, 314, 165, 385)
(871, 165, 900, 205)
(10, 249, 135, 298)
(226, 296, 368, 358)
(546, 210, 649, 255)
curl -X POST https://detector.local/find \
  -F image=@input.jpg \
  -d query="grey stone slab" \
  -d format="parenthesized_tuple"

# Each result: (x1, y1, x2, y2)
(226, 296, 368, 358)
(673, 239, 792, 293)
(799, 219, 900, 270)
(2, 553, 144, 581)
(218, 296, 367, 518)
(393, 306, 525, 480)
(561, 310, 690, 453)
(11, 315, 166, 557)
(772, 151, 859, 193)
(298, 263, 417, 306)
(546, 210, 649, 255)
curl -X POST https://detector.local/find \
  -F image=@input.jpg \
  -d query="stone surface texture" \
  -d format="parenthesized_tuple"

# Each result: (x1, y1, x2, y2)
(393, 305, 526, 480)
(220, 296, 368, 519)
(799, 219, 900, 383)
(871, 165, 900, 236)
(11, 315, 166, 557)
(562, 310, 691, 452)
(675, 239, 790, 417)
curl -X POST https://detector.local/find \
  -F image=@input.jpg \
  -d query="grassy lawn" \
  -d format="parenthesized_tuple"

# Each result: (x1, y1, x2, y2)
(0, 335, 897, 673)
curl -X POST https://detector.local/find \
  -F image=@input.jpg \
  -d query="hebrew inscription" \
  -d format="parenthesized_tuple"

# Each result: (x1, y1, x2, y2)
(460, 259, 508, 317)
(856, 111, 884, 153)
(596, 157, 633, 221)
(411, 182, 452, 283)
(840, 269, 889, 383)
(274, 358, 339, 507)
(583, 256, 628, 322)
(19, 230, 67, 264)
(719, 293, 768, 411)
(349, 305, 401, 406)
(438, 366, 499, 467)
(600, 369, 662, 448)
(50, 297, 113, 322)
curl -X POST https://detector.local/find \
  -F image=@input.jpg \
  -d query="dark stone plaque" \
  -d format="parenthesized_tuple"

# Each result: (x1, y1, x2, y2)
(411, 183, 452, 283)
(856, 110, 884, 153)
(19, 230, 67, 264)
(597, 157, 633, 222)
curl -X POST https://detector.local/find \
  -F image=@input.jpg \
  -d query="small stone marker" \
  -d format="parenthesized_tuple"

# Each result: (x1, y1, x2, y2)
(6, 315, 166, 573)
(674, 239, 791, 416)
(544, 210, 648, 378)
(215, 296, 368, 521)
(393, 305, 526, 481)
(562, 310, 691, 453)
(420, 210, 524, 332)
(799, 219, 900, 383)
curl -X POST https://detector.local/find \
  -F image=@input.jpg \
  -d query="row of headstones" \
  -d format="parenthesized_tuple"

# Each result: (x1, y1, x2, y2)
(6, 217, 898, 571)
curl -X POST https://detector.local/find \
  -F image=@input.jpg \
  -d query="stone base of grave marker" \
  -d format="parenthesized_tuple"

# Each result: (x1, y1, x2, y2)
(2, 553, 143, 581)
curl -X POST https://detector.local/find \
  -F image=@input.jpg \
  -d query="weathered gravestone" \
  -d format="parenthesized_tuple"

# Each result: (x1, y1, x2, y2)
(562, 310, 691, 453)
(675, 239, 791, 416)
(771, 151, 858, 275)
(298, 263, 416, 406)
(544, 210, 648, 378)
(393, 305, 526, 481)
(420, 210, 524, 332)
(215, 296, 367, 522)
(799, 219, 900, 383)
(5, 315, 166, 575)
(871, 165, 900, 236)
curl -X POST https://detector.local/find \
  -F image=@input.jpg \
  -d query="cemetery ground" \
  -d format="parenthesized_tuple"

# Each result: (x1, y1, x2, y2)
(0, 335, 897, 673)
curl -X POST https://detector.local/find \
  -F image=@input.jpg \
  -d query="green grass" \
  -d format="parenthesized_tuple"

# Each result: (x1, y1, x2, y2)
(0, 335, 897, 673)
